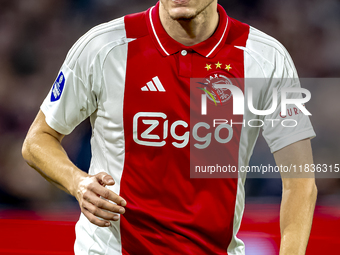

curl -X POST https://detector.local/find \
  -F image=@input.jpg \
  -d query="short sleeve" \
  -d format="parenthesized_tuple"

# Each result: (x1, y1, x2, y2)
(261, 49, 316, 153)
(39, 20, 112, 135)
(40, 61, 97, 135)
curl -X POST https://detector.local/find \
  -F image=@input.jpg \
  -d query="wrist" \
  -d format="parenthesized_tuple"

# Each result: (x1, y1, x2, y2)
(70, 168, 88, 199)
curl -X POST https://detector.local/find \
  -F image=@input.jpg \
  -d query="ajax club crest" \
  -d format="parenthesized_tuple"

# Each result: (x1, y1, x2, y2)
(197, 73, 234, 106)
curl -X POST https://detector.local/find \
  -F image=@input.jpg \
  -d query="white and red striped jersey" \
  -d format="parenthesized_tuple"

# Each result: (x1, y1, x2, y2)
(41, 3, 315, 255)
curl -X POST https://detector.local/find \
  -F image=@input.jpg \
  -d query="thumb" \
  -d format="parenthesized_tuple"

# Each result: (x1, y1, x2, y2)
(96, 172, 115, 186)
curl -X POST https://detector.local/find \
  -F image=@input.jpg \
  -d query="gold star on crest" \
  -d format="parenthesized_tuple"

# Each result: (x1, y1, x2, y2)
(215, 62, 222, 69)
(225, 64, 232, 71)
(205, 64, 212, 71)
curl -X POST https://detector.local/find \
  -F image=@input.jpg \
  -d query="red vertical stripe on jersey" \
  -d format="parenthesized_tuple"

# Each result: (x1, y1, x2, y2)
(121, 5, 250, 255)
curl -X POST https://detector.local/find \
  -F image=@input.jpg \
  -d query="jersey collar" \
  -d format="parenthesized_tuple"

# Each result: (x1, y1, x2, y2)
(146, 2, 230, 58)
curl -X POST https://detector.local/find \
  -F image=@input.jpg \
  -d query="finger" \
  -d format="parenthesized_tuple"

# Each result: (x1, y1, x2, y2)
(85, 192, 126, 214)
(81, 207, 111, 227)
(96, 172, 115, 186)
(91, 182, 127, 206)
(82, 200, 120, 221)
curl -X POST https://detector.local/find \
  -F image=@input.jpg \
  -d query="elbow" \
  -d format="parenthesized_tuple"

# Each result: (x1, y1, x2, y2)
(22, 136, 32, 163)
(302, 179, 318, 203)
(22, 136, 38, 169)
(283, 178, 318, 202)
(306, 180, 318, 204)
(311, 182, 318, 202)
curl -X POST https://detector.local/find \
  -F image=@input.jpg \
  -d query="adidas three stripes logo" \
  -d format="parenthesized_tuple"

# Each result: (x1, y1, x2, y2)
(141, 76, 165, 92)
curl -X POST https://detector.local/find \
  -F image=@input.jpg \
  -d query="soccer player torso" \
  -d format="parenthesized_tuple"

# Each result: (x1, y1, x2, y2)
(116, 4, 249, 254)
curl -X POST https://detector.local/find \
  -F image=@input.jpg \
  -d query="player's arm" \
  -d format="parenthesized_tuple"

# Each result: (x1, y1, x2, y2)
(274, 138, 317, 255)
(22, 110, 127, 227)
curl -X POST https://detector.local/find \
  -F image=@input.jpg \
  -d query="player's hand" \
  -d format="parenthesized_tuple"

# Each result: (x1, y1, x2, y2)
(75, 172, 127, 227)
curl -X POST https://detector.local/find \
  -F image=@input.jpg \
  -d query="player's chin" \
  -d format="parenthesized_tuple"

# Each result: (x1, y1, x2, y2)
(168, 8, 197, 20)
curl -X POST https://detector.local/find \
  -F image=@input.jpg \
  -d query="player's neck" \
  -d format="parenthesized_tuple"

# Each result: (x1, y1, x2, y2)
(159, 2, 219, 46)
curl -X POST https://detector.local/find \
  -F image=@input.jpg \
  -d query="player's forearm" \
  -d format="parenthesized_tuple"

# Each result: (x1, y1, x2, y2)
(279, 179, 317, 255)
(22, 131, 87, 197)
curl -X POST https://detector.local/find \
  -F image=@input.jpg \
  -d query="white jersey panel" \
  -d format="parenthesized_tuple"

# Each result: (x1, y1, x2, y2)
(75, 40, 131, 255)
(227, 176, 246, 255)
(41, 17, 133, 255)
(228, 26, 316, 255)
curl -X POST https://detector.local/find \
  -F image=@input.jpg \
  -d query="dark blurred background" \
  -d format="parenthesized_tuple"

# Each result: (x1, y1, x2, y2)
(0, 0, 339, 215)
